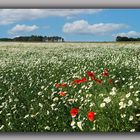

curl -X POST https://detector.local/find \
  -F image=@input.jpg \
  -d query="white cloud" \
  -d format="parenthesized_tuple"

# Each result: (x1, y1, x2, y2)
(63, 20, 127, 35)
(114, 31, 140, 38)
(0, 9, 103, 25)
(9, 24, 38, 34)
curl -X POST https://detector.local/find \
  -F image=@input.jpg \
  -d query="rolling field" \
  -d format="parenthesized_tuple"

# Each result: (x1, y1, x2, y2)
(0, 42, 140, 132)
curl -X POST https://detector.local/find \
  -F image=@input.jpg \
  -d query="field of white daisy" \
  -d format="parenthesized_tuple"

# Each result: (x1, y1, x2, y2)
(0, 42, 139, 132)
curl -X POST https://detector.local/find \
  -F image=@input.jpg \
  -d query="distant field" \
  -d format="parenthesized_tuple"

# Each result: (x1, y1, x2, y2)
(0, 42, 140, 132)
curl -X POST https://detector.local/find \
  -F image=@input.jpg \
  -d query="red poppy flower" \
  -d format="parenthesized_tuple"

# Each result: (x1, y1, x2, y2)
(70, 108, 79, 118)
(103, 72, 109, 77)
(55, 83, 67, 88)
(61, 83, 67, 87)
(60, 92, 65, 96)
(80, 77, 87, 83)
(109, 79, 113, 84)
(87, 71, 94, 77)
(55, 83, 60, 88)
(72, 77, 87, 85)
(91, 76, 96, 81)
(71, 81, 75, 86)
(95, 79, 102, 84)
(103, 68, 109, 77)
(87, 111, 96, 121)
(75, 79, 82, 84)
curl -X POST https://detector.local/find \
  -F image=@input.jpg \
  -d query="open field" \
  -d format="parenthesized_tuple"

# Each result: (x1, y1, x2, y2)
(0, 42, 140, 132)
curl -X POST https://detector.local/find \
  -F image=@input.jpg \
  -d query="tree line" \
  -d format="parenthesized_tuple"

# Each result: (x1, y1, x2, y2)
(116, 36, 140, 42)
(0, 35, 64, 42)
(1, 35, 140, 42)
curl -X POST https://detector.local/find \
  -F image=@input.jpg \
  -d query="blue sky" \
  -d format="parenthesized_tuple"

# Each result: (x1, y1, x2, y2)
(0, 9, 140, 41)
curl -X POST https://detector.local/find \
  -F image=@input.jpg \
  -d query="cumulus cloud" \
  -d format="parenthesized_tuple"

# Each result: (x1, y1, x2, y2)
(0, 9, 103, 25)
(9, 24, 38, 34)
(114, 31, 140, 38)
(63, 20, 127, 35)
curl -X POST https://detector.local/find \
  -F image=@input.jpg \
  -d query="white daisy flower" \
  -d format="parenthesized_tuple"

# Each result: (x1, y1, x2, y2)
(128, 100, 133, 106)
(103, 97, 111, 103)
(24, 114, 29, 119)
(0, 125, 4, 130)
(130, 129, 135, 132)
(77, 121, 83, 131)
(129, 116, 134, 121)
(44, 126, 50, 130)
(126, 92, 131, 98)
(121, 114, 126, 118)
(130, 85, 134, 89)
(39, 103, 43, 108)
(100, 103, 106, 108)
(136, 114, 140, 117)
(71, 121, 75, 126)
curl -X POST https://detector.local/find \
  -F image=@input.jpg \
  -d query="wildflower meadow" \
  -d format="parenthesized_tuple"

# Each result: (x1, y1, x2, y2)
(0, 42, 140, 132)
